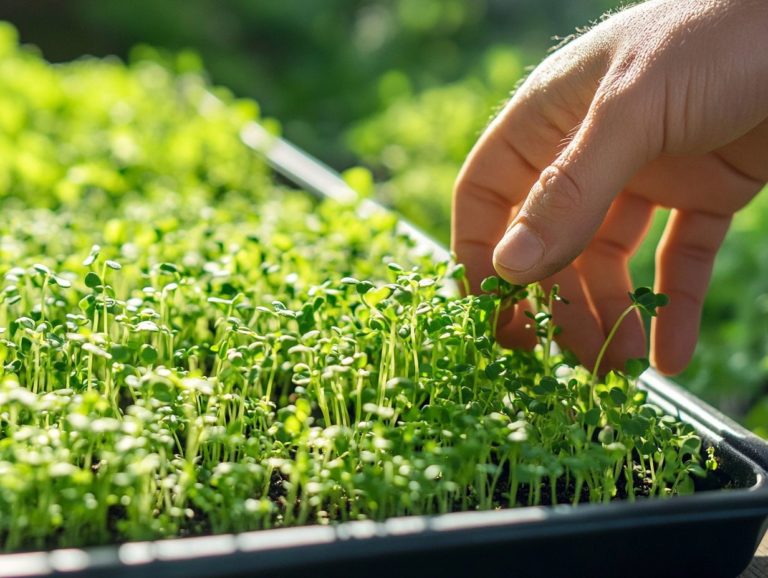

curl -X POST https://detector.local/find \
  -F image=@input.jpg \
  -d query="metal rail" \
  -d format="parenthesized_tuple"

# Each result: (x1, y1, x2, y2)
(240, 122, 451, 263)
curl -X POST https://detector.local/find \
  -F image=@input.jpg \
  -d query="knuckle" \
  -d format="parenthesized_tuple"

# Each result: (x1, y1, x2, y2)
(586, 237, 630, 263)
(595, 47, 660, 115)
(671, 242, 716, 266)
(533, 164, 586, 218)
(668, 287, 705, 309)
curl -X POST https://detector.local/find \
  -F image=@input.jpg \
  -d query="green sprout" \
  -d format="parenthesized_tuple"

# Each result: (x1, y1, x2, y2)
(0, 23, 715, 552)
(592, 287, 668, 381)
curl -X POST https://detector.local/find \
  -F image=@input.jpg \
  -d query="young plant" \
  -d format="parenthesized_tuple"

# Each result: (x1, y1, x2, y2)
(0, 30, 713, 552)
(592, 287, 669, 380)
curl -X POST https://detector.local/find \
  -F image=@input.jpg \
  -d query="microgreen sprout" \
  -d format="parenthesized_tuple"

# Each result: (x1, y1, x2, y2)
(592, 287, 668, 382)
(0, 26, 714, 552)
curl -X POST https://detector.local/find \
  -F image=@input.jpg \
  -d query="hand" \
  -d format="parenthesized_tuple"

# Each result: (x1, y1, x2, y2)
(452, 0, 768, 374)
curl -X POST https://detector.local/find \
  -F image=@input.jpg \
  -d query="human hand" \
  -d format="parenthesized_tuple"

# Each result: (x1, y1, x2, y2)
(452, 0, 768, 374)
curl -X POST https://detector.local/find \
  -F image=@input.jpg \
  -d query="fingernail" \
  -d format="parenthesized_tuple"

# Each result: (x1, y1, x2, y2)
(495, 222, 545, 273)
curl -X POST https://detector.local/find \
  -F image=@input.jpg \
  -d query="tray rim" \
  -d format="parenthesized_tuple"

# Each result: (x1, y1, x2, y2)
(3, 439, 767, 578)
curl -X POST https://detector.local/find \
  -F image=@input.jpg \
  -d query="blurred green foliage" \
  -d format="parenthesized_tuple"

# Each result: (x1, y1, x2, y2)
(1, 0, 767, 429)
(0, 27, 265, 213)
(348, 46, 523, 241)
(1, 0, 616, 164)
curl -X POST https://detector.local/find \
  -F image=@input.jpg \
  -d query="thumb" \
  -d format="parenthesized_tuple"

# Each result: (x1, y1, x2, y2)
(493, 90, 656, 284)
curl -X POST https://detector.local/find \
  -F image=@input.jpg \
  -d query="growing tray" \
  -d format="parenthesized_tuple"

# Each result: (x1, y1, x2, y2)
(2, 126, 767, 578)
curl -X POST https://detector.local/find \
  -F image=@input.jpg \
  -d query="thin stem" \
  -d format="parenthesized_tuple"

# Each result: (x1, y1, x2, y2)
(591, 305, 635, 383)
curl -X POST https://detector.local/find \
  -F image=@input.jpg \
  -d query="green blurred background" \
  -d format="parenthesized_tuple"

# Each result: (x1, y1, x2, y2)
(2, 0, 767, 434)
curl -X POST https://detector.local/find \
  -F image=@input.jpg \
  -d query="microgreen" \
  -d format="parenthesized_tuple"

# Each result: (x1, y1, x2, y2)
(591, 288, 668, 380)
(0, 27, 712, 553)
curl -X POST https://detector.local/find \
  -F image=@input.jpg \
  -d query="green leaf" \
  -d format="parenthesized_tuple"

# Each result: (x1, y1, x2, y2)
(363, 286, 392, 308)
(82, 342, 112, 360)
(676, 476, 695, 495)
(680, 436, 701, 456)
(52, 275, 72, 289)
(449, 263, 466, 280)
(528, 400, 548, 415)
(484, 361, 506, 380)
(624, 357, 649, 378)
(583, 407, 601, 427)
(83, 245, 101, 266)
(480, 276, 499, 292)
(629, 287, 669, 317)
(139, 344, 158, 364)
(84, 272, 102, 289)
(621, 415, 649, 436)
(158, 263, 179, 274)
(32, 264, 51, 276)
(356, 280, 375, 295)
(284, 415, 302, 436)
(609, 388, 628, 406)
(110, 344, 132, 363)
(537, 376, 558, 394)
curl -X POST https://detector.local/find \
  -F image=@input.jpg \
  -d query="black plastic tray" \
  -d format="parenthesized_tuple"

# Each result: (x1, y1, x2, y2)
(2, 127, 767, 578)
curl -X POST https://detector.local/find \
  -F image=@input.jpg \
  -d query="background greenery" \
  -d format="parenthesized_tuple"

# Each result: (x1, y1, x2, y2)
(2, 0, 766, 434)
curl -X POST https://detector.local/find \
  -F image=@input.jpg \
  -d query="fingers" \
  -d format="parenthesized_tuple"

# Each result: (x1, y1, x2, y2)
(574, 192, 656, 370)
(651, 210, 731, 374)
(452, 126, 542, 294)
(452, 33, 605, 294)
(453, 33, 659, 365)
(493, 82, 659, 286)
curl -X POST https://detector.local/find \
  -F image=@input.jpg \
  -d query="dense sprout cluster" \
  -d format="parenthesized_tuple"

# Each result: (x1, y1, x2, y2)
(0, 27, 709, 551)
(0, 23, 265, 211)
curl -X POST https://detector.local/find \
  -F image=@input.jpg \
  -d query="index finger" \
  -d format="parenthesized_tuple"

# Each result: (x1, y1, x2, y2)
(451, 37, 604, 294)
(451, 112, 545, 293)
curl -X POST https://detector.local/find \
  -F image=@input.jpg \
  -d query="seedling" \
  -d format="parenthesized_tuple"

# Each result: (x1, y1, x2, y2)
(0, 26, 711, 552)
(592, 288, 668, 380)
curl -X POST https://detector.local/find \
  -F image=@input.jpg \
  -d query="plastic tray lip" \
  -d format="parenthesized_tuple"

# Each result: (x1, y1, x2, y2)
(3, 482, 768, 578)
(3, 125, 768, 577)
(641, 369, 768, 474)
